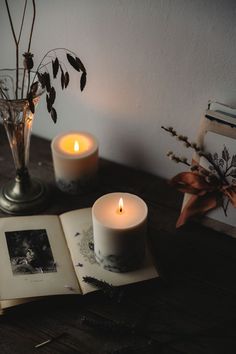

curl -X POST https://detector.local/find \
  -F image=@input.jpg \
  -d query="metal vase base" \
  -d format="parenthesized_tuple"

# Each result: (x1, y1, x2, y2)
(0, 176, 49, 215)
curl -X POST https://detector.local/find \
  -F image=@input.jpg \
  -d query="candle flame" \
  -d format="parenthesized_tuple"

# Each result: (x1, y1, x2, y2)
(118, 197, 124, 214)
(74, 140, 79, 152)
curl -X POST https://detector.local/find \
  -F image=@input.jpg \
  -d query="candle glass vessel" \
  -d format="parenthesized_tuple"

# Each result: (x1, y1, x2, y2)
(0, 69, 48, 214)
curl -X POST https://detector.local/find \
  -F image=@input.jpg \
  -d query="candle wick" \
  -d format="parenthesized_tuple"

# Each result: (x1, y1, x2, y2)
(117, 207, 124, 214)
(118, 198, 124, 214)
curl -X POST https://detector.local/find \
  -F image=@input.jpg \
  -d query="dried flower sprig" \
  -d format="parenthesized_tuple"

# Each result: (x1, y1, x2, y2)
(166, 151, 218, 184)
(80, 315, 137, 335)
(83, 276, 114, 294)
(2, 0, 87, 123)
(161, 126, 201, 151)
(162, 125, 236, 220)
(83, 276, 124, 301)
(80, 314, 157, 354)
(166, 151, 190, 166)
(162, 126, 227, 184)
(107, 341, 155, 354)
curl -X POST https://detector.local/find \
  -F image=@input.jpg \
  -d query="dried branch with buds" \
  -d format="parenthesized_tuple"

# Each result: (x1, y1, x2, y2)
(162, 125, 236, 217)
(161, 126, 228, 184)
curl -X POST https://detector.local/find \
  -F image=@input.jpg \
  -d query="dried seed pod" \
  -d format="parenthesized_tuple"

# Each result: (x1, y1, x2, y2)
(23, 52, 34, 70)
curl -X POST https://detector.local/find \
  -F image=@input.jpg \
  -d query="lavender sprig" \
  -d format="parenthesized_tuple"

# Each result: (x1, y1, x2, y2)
(80, 314, 157, 354)
(80, 315, 137, 335)
(106, 341, 155, 354)
(83, 276, 124, 301)
(166, 151, 218, 184)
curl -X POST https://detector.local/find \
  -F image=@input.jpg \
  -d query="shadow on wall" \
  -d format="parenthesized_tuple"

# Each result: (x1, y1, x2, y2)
(101, 117, 156, 173)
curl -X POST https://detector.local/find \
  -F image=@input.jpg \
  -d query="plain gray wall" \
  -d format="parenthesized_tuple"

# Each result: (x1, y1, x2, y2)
(1, 0, 236, 178)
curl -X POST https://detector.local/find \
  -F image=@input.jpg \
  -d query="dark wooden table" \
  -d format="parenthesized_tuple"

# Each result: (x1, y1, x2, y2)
(0, 125, 236, 354)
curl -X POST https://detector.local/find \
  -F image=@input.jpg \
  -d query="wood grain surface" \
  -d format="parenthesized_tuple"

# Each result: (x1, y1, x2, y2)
(0, 125, 235, 354)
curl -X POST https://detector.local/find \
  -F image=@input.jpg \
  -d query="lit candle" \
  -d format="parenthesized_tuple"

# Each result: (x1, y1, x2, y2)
(51, 131, 98, 194)
(92, 192, 148, 272)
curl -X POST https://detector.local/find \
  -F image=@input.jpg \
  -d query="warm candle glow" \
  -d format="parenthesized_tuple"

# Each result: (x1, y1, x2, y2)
(58, 133, 93, 155)
(118, 197, 124, 214)
(74, 140, 79, 152)
(93, 192, 148, 229)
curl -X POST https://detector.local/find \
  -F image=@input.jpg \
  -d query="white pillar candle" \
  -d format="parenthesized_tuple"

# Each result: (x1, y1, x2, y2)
(51, 131, 98, 194)
(92, 192, 148, 272)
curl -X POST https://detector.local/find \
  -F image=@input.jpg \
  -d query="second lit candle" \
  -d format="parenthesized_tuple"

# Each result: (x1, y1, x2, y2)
(51, 131, 98, 194)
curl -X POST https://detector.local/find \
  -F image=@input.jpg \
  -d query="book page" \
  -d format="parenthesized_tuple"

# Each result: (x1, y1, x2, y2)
(60, 208, 158, 294)
(0, 298, 38, 312)
(0, 215, 81, 300)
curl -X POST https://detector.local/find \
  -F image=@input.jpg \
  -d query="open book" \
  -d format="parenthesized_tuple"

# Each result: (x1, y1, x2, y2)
(0, 208, 158, 312)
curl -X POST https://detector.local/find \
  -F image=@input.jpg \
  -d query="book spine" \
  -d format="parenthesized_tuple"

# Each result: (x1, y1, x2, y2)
(205, 110, 236, 128)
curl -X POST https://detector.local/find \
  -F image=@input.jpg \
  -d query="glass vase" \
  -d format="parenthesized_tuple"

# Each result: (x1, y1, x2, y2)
(0, 69, 48, 214)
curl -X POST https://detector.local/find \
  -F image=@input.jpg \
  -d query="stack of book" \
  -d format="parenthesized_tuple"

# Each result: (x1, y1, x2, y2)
(205, 100, 236, 127)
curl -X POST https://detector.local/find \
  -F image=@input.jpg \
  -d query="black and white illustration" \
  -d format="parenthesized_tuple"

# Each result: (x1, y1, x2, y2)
(5, 229, 57, 275)
(200, 132, 236, 227)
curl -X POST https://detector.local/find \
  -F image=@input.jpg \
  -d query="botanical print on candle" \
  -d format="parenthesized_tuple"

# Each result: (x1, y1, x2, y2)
(78, 225, 97, 265)
(5, 229, 57, 275)
(56, 175, 96, 195)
